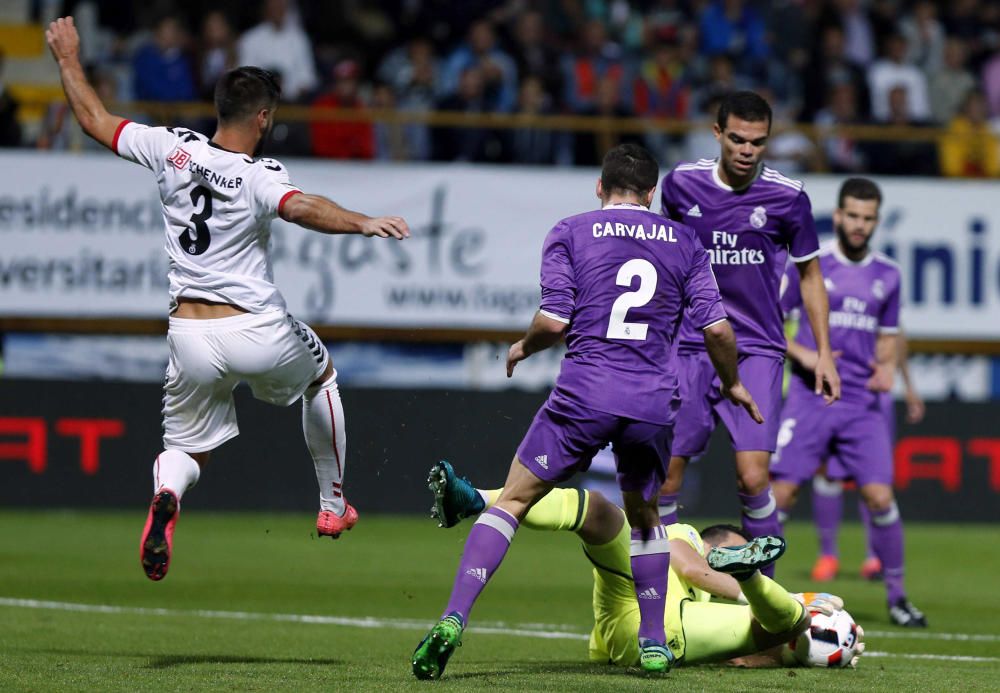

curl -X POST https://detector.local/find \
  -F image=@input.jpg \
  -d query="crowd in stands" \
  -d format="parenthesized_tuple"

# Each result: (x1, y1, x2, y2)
(8, 0, 1000, 176)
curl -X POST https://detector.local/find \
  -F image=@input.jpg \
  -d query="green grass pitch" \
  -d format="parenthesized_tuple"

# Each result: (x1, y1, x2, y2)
(1, 510, 998, 692)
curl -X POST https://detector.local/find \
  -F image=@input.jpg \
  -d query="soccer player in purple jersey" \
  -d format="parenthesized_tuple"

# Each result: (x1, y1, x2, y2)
(772, 178, 926, 627)
(412, 144, 766, 680)
(656, 92, 840, 563)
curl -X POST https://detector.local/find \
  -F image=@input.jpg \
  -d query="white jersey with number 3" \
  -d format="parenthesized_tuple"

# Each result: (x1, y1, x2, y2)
(113, 120, 301, 314)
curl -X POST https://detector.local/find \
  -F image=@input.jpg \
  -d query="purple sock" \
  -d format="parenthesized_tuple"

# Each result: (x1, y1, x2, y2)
(869, 502, 906, 603)
(443, 506, 518, 622)
(739, 487, 782, 578)
(630, 525, 670, 644)
(859, 500, 877, 560)
(658, 493, 679, 525)
(811, 476, 843, 558)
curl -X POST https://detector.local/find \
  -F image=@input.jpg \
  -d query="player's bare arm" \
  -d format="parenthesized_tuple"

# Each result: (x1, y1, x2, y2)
(506, 311, 566, 377)
(279, 193, 409, 239)
(796, 257, 841, 403)
(866, 332, 898, 392)
(46, 16, 125, 149)
(896, 330, 925, 423)
(703, 319, 764, 424)
(785, 339, 842, 372)
(669, 539, 742, 600)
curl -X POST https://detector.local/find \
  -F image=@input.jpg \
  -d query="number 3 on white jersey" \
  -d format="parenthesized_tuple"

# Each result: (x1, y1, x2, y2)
(606, 258, 657, 340)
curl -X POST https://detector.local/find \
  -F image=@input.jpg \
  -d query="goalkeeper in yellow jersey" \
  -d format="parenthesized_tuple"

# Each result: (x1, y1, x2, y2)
(427, 461, 862, 668)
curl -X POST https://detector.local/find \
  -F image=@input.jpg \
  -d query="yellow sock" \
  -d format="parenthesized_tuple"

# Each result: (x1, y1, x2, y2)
(483, 487, 589, 532)
(739, 572, 805, 634)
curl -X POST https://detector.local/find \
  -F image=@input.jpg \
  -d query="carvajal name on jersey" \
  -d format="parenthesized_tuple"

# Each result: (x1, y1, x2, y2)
(592, 222, 677, 242)
(189, 161, 243, 190)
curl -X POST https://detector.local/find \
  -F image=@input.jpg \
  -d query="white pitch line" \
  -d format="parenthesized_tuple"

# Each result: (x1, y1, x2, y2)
(3, 597, 1000, 662)
(0, 597, 588, 641)
(866, 630, 1000, 643)
(866, 652, 1000, 664)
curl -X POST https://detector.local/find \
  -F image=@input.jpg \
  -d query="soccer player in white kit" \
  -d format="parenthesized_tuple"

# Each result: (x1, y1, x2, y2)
(46, 17, 410, 580)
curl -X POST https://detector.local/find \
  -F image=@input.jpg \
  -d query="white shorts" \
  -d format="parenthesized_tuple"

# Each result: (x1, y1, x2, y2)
(163, 310, 330, 452)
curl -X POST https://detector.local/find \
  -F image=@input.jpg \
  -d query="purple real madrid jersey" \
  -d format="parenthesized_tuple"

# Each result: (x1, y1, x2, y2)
(538, 203, 727, 425)
(660, 160, 820, 357)
(781, 242, 902, 403)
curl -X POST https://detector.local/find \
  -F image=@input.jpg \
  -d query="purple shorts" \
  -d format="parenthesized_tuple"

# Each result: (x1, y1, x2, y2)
(826, 392, 895, 480)
(517, 393, 675, 502)
(771, 387, 893, 488)
(671, 352, 783, 458)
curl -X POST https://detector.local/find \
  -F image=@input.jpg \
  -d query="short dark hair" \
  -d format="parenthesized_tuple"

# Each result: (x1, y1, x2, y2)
(837, 177, 882, 209)
(600, 144, 659, 196)
(716, 90, 772, 132)
(214, 66, 281, 124)
(700, 523, 752, 546)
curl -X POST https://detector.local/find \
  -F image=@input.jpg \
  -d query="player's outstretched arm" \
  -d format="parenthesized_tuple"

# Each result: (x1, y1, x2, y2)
(506, 311, 567, 377)
(670, 539, 743, 600)
(796, 257, 841, 403)
(46, 17, 125, 150)
(279, 193, 409, 239)
(703, 320, 764, 424)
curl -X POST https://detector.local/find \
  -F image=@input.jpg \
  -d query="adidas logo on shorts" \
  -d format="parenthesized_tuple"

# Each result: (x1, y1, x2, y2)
(534, 455, 548, 469)
(638, 588, 661, 600)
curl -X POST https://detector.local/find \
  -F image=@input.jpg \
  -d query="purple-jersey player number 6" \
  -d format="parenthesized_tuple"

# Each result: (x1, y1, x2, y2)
(607, 259, 657, 340)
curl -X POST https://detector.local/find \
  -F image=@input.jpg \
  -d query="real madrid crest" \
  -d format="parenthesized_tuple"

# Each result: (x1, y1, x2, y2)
(750, 206, 767, 229)
(872, 279, 885, 299)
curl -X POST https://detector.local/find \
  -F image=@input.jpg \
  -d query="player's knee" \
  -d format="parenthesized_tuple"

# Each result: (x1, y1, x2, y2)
(772, 482, 798, 509)
(863, 486, 894, 512)
(737, 469, 770, 495)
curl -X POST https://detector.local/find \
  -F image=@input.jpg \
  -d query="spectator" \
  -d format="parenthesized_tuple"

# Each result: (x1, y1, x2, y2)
(827, 0, 876, 67)
(239, 0, 318, 101)
(441, 19, 518, 113)
(509, 75, 558, 165)
(0, 49, 21, 147)
(698, 0, 769, 76)
(310, 60, 374, 160)
(900, 0, 945, 73)
(433, 66, 507, 162)
(572, 74, 640, 166)
(862, 84, 938, 176)
(982, 51, 1000, 118)
(928, 37, 977, 124)
(691, 54, 751, 115)
(633, 37, 690, 121)
(371, 83, 408, 161)
(509, 10, 563, 106)
(197, 10, 238, 99)
(867, 32, 930, 121)
(561, 19, 625, 113)
(377, 38, 439, 161)
(815, 81, 867, 173)
(803, 24, 871, 122)
(939, 90, 1000, 177)
(132, 15, 196, 102)
(644, 0, 692, 47)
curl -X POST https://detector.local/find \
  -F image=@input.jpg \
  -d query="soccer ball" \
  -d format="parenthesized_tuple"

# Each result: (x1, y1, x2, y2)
(788, 608, 860, 668)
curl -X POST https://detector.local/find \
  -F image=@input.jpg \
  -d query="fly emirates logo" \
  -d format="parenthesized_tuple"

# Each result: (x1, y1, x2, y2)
(708, 230, 765, 265)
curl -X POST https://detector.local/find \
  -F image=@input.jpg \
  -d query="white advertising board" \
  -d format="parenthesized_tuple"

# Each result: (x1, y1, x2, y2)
(0, 151, 997, 340)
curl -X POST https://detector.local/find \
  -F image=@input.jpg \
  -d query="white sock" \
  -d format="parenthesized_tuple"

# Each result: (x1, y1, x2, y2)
(303, 371, 347, 515)
(153, 449, 201, 500)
